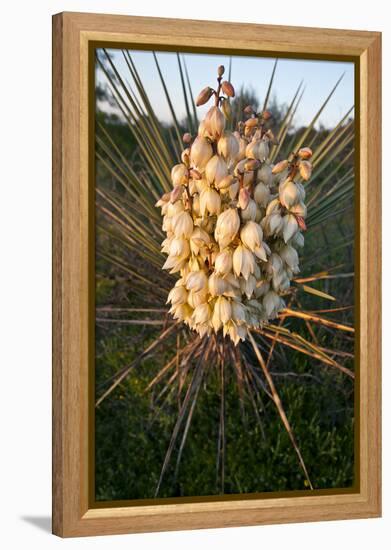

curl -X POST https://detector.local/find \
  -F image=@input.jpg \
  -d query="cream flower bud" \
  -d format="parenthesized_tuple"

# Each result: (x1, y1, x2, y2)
(181, 148, 190, 166)
(217, 174, 235, 190)
(292, 232, 305, 248)
(171, 303, 193, 322)
(215, 208, 240, 248)
(240, 221, 263, 251)
(192, 302, 212, 324)
(254, 205, 265, 223)
(268, 212, 283, 234)
(270, 253, 283, 274)
(197, 120, 211, 139)
(272, 159, 289, 174)
(209, 272, 229, 296)
(283, 214, 299, 242)
(221, 98, 232, 120)
(263, 290, 284, 318)
(171, 163, 188, 186)
(231, 301, 246, 323)
(192, 195, 201, 216)
(254, 182, 271, 207)
(217, 132, 239, 160)
(195, 178, 208, 194)
(299, 160, 312, 181)
(255, 279, 270, 297)
(186, 270, 208, 292)
(187, 288, 208, 308)
(241, 199, 257, 221)
(254, 244, 268, 262)
(167, 285, 187, 306)
(289, 202, 307, 218)
(196, 86, 214, 107)
(172, 210, 193, 238)
(296, 182, 306, 202)
(237, 137, 248, 157)
(190, 227, 210, 255)
(228, 180, 240, 200)
(214, 249, 233, 275)
(188, 179, 198, 196)
(240, 274, 256, 299)
(279, 179, 300, 209)
(190, 136, 213, 171)
(257, 164, 273, 186)
(238, 187, 250, 210)
(266, 198, 281, 216)
(205, 155, 228, 185)
(212, 296, 232, 331)
(221, 81, 235, 97)
(233, 244, 255, 280)
(280, 245, 299, 271)
(170, 185, 183, 203)
(298, 147, 313, 159)
(169, 236, 190, 258)
(246, 139, 269, 161)
(200, 187, 221, 216)
(204, 106, 225, 139)
(167, 200, 185, 217)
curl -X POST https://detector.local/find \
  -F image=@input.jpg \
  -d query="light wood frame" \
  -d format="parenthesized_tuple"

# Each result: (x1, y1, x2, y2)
(52, 11, 382, 537)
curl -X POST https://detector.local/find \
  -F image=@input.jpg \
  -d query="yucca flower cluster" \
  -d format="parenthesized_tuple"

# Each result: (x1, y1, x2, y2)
(156, 66, 312, 344)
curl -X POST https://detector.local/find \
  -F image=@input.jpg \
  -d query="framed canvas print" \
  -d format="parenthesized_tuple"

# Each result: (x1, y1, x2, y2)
(52, 12, 381, 537)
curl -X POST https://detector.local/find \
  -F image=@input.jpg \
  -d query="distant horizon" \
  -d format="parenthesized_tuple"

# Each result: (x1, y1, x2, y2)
(96, 48, 355, 131)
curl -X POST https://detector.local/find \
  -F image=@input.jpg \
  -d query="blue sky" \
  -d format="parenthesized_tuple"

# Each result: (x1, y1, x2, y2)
(97, 49, 354, 130)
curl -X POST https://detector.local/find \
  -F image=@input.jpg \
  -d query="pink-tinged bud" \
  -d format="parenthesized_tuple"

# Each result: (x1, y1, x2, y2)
(298, 147, 313, 160)
(189, 168, 202, 180)
(296, 215, 307, 231)
(272, 159, 289, 174)
(238, 187, 250, 210)
(262, 110, 272, 120)
(182, 132, 192, 144)
(299, 160, 312, 181)
(170, 185, 183, 203)
(217, 65, 225, 77)
(243, 105, 254, 115)
(221, 81, 235, 97)
(196, 86, 214, 107)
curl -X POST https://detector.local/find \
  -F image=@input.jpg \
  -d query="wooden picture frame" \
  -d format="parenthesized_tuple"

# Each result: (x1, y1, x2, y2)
(52, 11, 381, 537)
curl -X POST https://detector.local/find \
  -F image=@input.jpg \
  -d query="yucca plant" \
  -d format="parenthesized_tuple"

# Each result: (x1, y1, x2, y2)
(95, 49, 355, 499)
